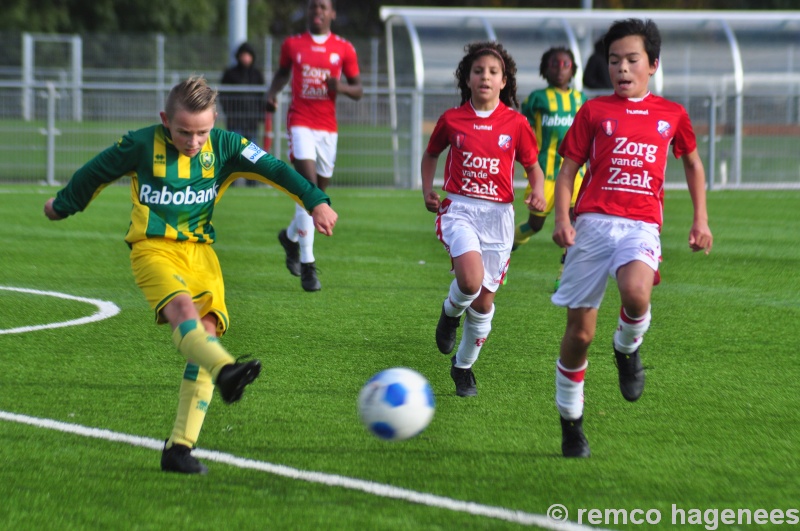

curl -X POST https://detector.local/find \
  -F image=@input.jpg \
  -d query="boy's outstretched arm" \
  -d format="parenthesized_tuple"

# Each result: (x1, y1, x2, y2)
(682, 149, 713, 254)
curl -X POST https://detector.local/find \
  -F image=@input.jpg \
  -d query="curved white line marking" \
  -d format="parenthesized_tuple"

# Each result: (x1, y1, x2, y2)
(0, 286, 121, 335)
(0, 410, 605, 531)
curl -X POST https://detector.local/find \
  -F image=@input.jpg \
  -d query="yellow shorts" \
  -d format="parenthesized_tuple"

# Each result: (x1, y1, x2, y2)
(130, 238, 229, 336)
(524, 176, 583, 218)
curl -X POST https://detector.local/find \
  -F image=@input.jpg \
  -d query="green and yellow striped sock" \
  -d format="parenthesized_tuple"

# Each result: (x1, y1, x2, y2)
(167, 363, 213, 449)
(171, 319, 234, 381)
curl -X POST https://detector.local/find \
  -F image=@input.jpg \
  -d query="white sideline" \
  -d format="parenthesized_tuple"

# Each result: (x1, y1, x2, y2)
(0, 410, 605, 530)
(0, 285, 606, 529)
(0, 286, 121, 334)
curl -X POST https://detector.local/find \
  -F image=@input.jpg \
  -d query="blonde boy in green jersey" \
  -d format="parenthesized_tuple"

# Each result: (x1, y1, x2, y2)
(514, 47, 587, 291)
(44, 75, 338, 474)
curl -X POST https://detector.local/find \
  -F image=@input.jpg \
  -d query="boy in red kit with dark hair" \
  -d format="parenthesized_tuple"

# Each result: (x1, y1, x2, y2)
(550, 19, 713, 457)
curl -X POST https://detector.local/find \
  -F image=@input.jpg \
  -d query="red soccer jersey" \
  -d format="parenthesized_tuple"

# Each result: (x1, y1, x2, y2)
(279, 32, 360, 132)
(559, 93, 697, 229)
(426, 102, 539, 204)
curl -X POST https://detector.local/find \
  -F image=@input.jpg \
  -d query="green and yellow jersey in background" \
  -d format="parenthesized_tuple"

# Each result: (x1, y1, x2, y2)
(520, 86, 588, 181)
(52, 125, 329, 245)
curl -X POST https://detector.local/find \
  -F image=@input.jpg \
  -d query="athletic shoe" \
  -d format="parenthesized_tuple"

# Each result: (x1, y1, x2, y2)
(278, 229, 301, 277)
(450, 356, 477, 397)
(216, 358, 262, 404)
(614, 345, 645, 402)
(435, 304, 460, 354)
(560, 416, 591, 458)
(161, 440, 208, 474)
(300, 262, 321, 292)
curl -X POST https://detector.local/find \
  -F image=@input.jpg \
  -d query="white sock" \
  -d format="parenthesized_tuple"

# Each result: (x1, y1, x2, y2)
(555, 359, 586, 421)
(454, 305, 494, 368)
(292, 203, 315, 264)
(286, 204, 300, 241)
(443, 279, 479, 318)
(613, 305, 651, 354)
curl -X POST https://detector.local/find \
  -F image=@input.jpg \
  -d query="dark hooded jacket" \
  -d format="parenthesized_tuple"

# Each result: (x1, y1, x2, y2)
(220, 42, 266, 140)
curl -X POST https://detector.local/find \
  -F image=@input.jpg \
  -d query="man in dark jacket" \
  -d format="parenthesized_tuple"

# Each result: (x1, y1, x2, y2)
(221, 43, 266, 187)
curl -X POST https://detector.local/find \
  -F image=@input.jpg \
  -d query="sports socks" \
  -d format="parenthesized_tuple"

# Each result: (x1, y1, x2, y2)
(288, 203, 315, 264)
(555, 359, 587, 421)
(167, 363, 213, 449)
(453, 304, 494, 368)
(171, 319, 235, 381)
(613, 305, 652, 354)
(443, 279, 479, 318)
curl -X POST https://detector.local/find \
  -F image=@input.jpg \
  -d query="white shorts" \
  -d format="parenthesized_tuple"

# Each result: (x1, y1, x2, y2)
(288, 126, 338, 178)
(436, 194, 514, 293)
(551, 213, 661, 309)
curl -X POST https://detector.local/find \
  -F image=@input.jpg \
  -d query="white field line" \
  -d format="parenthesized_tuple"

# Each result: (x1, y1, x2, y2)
(0, 410, 606, 531)
(1, 286, 607, 530)
(0, 286, 120, 334)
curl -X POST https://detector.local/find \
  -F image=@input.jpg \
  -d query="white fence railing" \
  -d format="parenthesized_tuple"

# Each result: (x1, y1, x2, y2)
(1, 80, 798, 190)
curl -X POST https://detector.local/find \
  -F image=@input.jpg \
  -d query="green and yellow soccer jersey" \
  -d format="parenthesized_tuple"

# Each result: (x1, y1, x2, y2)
(52, 126, 329, 245)
(520, 87, 588, 181)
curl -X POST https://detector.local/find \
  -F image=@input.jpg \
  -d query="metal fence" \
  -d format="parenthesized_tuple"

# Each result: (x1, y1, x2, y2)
(2, 80, 799, 190)
(0, 29, 798, 189)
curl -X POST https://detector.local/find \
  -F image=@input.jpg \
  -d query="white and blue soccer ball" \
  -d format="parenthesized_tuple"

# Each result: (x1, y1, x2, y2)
(358, 367, 435, 441)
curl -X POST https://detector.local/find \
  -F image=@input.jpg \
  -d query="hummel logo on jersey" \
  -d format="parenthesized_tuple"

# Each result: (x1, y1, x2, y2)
(473, 124, 492, 130)
(139, 184, 219, 206)
(626, 109, 649, 115)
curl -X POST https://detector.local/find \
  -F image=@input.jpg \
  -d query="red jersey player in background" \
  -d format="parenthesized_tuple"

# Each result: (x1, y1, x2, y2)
(550, 19, 713, 458)
(421, 42, 546, 397)
(266, 0, 362, 292)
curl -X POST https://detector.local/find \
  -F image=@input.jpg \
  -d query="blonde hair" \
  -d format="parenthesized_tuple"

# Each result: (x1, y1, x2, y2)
(164, 75, 218, 119)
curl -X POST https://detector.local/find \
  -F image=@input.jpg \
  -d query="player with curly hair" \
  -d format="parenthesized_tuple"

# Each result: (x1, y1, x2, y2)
(421, 42, 546, 397)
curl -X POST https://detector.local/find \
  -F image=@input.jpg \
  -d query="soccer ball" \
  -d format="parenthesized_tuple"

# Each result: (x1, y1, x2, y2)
(358, 367, 435, 441)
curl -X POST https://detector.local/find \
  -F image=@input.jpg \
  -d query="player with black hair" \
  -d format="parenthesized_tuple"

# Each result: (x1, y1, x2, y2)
(514, 46, 588, 293)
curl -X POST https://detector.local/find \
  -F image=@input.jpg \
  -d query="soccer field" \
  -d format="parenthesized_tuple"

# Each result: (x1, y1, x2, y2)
(1, 185, 798, 530)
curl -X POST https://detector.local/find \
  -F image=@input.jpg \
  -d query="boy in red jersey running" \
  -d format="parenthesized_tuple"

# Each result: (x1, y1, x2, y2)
(422, 42, 546, 397)
(266, 0, 362, 292)
(550, 19, 713, 457)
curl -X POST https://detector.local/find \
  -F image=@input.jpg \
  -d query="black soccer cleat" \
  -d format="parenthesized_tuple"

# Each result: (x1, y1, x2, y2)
(300, 262, 321, 292)
(216, 358, 262, 404)
(435, 304, 461, 354)
(278, 229, 301, 277)
(450, 356, 477, 397)
(560, 416, 591, 458)
(614, 345, 645, 402)
(161, 441, 208, 474)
